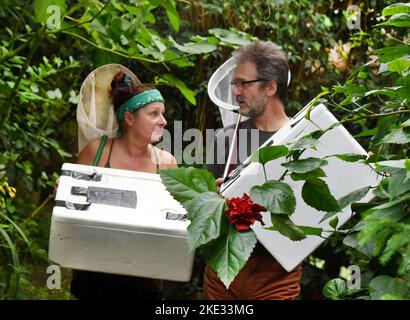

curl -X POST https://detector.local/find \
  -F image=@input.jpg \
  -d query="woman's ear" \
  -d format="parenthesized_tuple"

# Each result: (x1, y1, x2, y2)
(266, 80, 278, 97)
(123, 112, 134, 127)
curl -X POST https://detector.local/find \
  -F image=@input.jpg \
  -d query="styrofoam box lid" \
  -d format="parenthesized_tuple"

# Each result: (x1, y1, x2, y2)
(53, 163, 188, 237)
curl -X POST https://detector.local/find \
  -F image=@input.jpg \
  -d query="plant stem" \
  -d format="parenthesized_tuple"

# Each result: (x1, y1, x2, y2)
(263, 164, 268, 183)
(341, 109, 410, 123)
(22, 194, 54, 226)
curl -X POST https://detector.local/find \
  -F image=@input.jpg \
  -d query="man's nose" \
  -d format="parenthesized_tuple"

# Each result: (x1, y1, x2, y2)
(232, 85, 242, 96)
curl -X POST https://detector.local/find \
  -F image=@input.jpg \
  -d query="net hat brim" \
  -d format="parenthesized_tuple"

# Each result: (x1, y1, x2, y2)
(207, 57, 242, 127)
(77, 64, 141, 152)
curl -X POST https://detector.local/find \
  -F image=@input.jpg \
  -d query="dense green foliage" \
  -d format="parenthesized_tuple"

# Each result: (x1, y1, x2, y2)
(0, 0, 408, 299)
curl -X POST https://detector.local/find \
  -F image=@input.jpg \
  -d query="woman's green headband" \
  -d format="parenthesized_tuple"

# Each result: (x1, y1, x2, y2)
(116, 89, 164, 122)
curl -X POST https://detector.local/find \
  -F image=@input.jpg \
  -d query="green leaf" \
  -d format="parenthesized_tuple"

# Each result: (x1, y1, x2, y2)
(380, 230, 410, 265)
(0, 227, 20, 268)
(159, 167, 216, 204)
(33, 0, 66, 25)
(159, 74, 196, 105)
(354, 128, 377, 138)
(291, 168, 327, 181)
(162, 51, 193, 67)
(382, 3, 410, 16)
(376, 159, 407, 169)
(209, 28, 253, 47)
(329, 216, 339, 229)
(282, 157, 328, 173)
(297, 225, 323, 236)
(363, 87, 401, 98)
(371, 203, 408, 222)
(343, 233, 374, 258)
(0, 212, 32, 252)
(323, 278, 347, 300)
(162, 0, 180, 32)
(302, 178, 340, 212)
(405, 159, 410, 172)
(337, 186, 372, 211)
(377, 14, 410, 28)
(402, 119, 410, 127)
(388, 168, 410, 199)
(381, 127, 410, 144)
(387, 58, 410, 74)
(372, 193, 410, 210)
(168, 36, 217, 54)
(151, 35, 167, 53)
(332, 153, 367, 162)
(185, 192, 226, 250)
(250, 181, 296, 215)
(369, 275, 409, 300)
(266, 214, 307, 241)
(371, 46, 410, 63)
(204, 226, 257, 289)
(250, 145, 289, 165)
(289, 137, 319, 151)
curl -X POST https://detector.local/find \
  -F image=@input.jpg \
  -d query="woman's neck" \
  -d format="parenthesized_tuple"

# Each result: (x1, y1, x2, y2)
(117, 134, 151, 159)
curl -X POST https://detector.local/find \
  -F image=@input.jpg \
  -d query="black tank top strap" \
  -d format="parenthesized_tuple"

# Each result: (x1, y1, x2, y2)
(152, 146, 160, 173)
(104, 138, 115, 168)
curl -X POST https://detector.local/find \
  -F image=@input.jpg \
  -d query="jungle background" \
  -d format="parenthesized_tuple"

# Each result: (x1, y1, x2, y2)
(0, 0, 409, 300)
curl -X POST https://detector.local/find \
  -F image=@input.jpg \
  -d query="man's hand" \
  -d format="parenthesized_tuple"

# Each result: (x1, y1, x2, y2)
(215, 178, 224, 193)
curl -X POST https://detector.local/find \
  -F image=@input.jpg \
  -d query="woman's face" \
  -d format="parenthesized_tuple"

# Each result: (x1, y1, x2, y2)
(126, 102, 167, 143)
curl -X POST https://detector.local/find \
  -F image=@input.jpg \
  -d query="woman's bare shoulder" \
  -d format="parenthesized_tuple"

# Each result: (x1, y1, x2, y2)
(77, 137, 104, 165)
(154, 147, 178, 169)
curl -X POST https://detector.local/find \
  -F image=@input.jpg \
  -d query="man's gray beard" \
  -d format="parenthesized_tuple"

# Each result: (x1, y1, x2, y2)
(239, 100, 267, 119)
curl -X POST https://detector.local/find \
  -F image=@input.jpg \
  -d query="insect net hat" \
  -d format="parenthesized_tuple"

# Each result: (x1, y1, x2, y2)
(207, 57, 291, 127)
(76, 64, 141, 152)
(207, 57, 241, 128)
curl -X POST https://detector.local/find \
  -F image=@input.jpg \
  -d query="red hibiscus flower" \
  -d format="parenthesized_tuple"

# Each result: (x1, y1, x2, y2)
(225, 194, 266, 231)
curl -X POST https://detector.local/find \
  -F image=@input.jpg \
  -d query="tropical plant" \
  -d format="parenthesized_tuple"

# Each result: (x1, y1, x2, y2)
(321, 2, 410, 300)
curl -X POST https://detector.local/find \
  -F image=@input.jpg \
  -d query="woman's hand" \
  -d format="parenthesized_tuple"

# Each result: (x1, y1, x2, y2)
(53, 178, 59, 196)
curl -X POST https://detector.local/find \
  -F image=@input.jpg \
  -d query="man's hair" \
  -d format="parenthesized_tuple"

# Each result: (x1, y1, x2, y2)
(232, 41, 289, 104)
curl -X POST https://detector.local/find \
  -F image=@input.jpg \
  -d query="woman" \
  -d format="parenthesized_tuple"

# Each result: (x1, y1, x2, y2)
(70, 71, 177, 300)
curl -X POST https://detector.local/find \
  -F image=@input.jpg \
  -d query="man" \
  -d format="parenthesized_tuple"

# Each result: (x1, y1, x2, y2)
(204, 41, 302, 300)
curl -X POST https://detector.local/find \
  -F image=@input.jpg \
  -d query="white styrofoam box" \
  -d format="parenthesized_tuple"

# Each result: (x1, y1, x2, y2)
(49, 164, 194, 282)
(221, 103, 380, 272)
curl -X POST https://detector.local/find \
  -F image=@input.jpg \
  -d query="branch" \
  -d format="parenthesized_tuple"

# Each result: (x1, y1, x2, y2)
(61, 30, 159, 63)
(341, 109, 410, 123)
(50, 1, 110, 34)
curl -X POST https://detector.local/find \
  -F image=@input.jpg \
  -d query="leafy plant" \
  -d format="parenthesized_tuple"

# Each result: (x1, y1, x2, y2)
(322, 2, 410, 300)
(160, 121, 376, 288)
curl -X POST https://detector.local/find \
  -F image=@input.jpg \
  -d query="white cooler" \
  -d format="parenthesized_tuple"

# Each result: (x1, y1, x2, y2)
(221, 103, 380, 272)
(49, 163, 194, 282)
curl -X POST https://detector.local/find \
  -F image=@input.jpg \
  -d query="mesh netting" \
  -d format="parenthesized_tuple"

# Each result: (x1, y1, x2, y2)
(77, 64, 140, 152)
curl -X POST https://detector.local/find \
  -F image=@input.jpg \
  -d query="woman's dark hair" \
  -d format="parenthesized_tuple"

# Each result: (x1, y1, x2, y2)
(110, 71, 154, 113)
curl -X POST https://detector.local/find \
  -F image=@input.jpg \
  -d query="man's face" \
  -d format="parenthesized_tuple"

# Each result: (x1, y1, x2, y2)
(232, 61, 268, 118)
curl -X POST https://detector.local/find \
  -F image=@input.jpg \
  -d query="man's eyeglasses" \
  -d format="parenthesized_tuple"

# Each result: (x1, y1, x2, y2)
(230, 79, 266, 90)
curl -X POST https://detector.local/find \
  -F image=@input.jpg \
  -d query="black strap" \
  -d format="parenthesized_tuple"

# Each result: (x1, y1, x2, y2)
(60, 170, 102, 181)
(153, 146, 160, 172)
(54, 200, 91, 211)
(104, 138, 115, 168)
